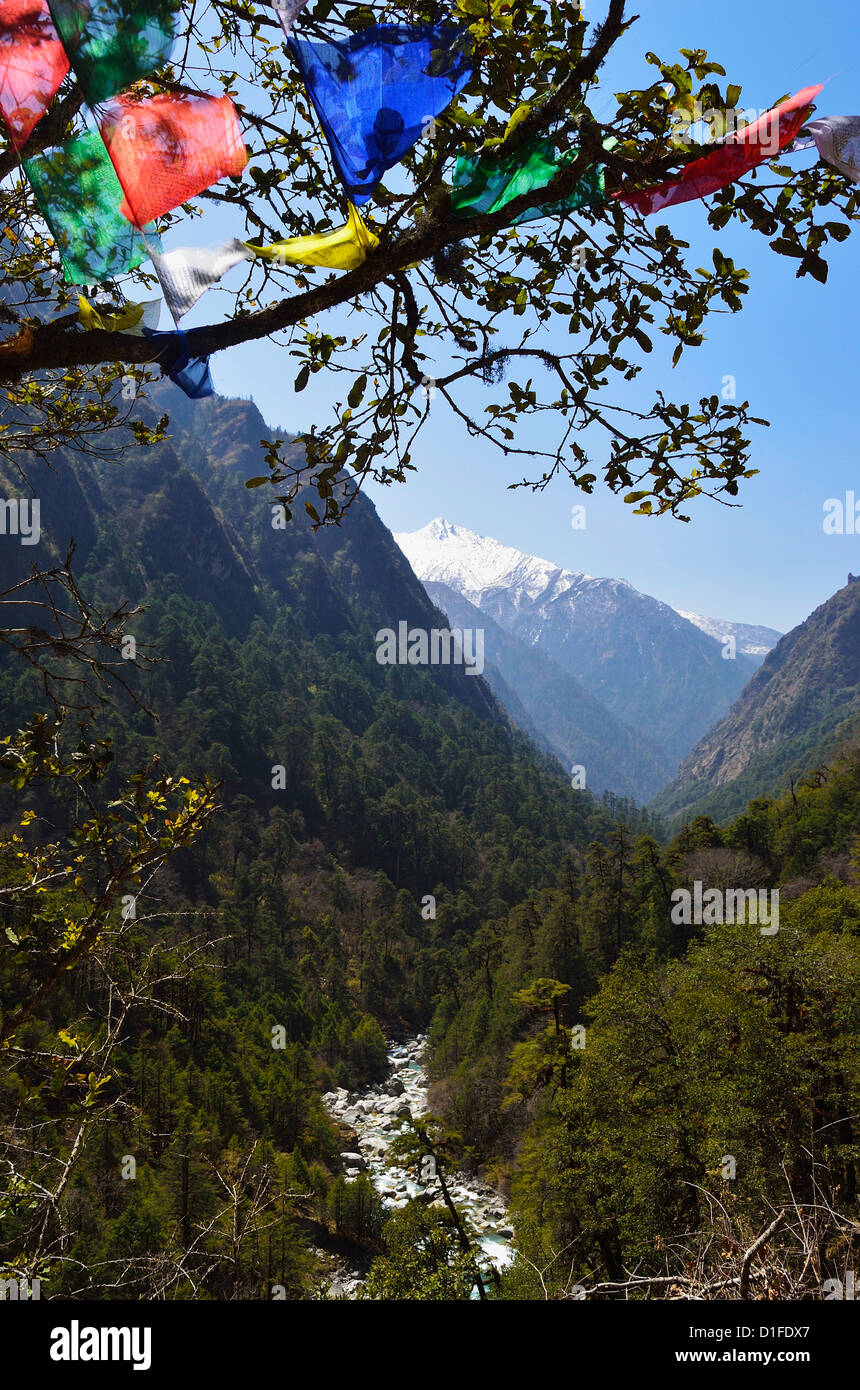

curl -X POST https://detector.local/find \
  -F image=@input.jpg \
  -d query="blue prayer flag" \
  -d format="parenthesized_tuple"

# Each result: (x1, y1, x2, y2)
(289, 23, 472, 205)
(142, 328, 214, 399)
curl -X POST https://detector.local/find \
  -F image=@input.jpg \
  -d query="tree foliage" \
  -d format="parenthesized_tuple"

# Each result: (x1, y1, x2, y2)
(2, 1, 857, 520)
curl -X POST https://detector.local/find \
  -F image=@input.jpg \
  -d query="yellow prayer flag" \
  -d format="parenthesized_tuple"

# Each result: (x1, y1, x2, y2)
(78, 297, 161, 334)
(78, 297, 145, 333)
(245, 203, 378, 272)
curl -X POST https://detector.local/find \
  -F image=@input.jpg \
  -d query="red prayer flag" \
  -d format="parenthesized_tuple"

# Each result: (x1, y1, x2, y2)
(618, 85, 823, 215)
(0, 0, 69, 151)
(99, 91, 248, 227)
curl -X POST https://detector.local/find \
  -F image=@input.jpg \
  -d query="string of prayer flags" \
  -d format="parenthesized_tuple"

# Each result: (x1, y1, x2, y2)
(24, 130, 155, 284)
(143, 204, 379, 324)
(287, 23, 472, 204)
(142, 326, 214, 398)
(46, 0, 178, 106)
(78, 294, 161, 333)
(0, 0, 69, 151)
(149, 238, 250, 319)
(805, 116, 860, 184)
(99, 91, 248, 228)
(451, 137, 605, 224)
(272, 0, 309, 40)
(246, 202, 378, 271)
(618, 85, 823, 216)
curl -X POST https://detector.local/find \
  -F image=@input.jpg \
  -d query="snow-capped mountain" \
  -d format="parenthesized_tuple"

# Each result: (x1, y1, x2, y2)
(395, 519, 765, 772)
(674, 610, 782, 664)
(424, 578, 674, 802)
(395, 517, 575, 604)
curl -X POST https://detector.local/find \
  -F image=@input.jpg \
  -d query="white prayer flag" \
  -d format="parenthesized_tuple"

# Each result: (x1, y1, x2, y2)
(124, 299, 163, 335)
(273, 0, 310, 40)
(149, 239, 251, 320)
(806, 116, 860, 183)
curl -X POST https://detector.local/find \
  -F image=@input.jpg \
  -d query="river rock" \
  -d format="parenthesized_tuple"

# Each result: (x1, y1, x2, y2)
(319, 1034, 515, 1298)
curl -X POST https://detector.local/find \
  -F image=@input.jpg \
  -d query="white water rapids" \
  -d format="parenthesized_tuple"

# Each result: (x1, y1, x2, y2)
(321, 1035, 515, 1295)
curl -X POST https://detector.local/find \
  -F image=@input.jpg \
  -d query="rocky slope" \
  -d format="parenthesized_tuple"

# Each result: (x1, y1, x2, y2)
(652, 575, 860, 823)
(424, 579, 673, 801)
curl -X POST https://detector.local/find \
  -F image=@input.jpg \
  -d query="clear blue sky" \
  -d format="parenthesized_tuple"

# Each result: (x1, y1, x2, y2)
(185, 1, 860, 634)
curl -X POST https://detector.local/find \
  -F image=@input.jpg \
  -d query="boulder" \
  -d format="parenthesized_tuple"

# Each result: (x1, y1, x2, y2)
(340, 1152, 366, 1170)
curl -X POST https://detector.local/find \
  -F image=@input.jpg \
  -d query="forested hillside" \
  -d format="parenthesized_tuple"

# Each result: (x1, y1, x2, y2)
(0, 389, 612, 1297)
(653, 577, 860, 825)
(1, 389, 857, 1302)
(431, 739, 860, 1297)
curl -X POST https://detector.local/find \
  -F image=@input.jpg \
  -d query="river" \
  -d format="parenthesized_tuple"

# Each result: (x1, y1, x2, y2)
(321, 1035, 515, 1295)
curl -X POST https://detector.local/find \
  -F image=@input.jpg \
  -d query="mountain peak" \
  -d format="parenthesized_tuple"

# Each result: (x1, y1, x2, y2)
(395, 518, 591, 600)
(395, 517, 769, 774)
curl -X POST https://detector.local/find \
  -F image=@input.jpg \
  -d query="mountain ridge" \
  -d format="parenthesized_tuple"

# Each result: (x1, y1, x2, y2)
(395, 517, 769, 772)
(424, 578, 673, 801)
(651, 575, 860, 823)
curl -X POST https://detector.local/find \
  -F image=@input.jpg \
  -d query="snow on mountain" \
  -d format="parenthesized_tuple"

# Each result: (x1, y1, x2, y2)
(394, 517, 580, 604)
(394, 518, 769, 770)
(674, 610, 782, 664)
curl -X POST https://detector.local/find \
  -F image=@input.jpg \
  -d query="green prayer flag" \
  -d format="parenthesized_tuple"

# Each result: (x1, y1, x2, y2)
(24, 130, 154, 285)
(451, 138, 605, 225)
(47, 0, 178, 105)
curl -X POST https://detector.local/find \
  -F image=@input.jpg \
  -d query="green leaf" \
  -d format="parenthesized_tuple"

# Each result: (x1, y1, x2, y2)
(348, 374, 367, 408)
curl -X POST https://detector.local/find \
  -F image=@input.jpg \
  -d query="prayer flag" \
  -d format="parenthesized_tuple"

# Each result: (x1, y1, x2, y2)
(149, 238, 250, 319)
(142, 326, 213, 398)
(272, 0, 309, 40)
(47, 0, 178, 105)
(288, 23, 472, 204)
(245, 202, 378, 270)
(24, 129, 154, 284)
(619, 86, 823, 216)
(78, 295, 161, 332)
(806, 116, 860, 183)
(0, 0, 69, 151)
(452, 138, 605, 223)
(100, 91, 248, 227)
